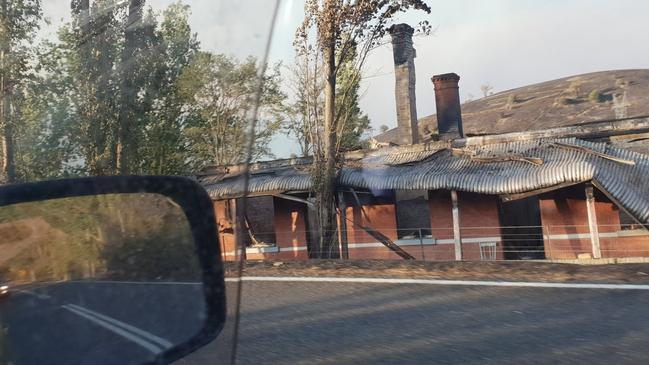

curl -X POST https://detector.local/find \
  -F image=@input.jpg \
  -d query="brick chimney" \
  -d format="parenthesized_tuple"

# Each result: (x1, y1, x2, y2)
(389, 24, 419, 145)
(432, 73, 464, 140)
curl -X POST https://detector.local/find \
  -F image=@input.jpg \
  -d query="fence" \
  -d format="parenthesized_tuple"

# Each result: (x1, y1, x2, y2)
(219, 224, 649, 262)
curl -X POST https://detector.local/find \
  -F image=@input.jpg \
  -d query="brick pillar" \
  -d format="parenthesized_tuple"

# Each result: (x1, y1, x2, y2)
(389, 24, 419, 145)
(432, 73, 464, 140)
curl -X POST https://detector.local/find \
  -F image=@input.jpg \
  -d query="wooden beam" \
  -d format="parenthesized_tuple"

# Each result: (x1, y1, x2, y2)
(500, 181, 585, 202)
(271, 193, 315, 207)
(216, 189, 285, 199)
(610, 131, 649, 141)
(585, 183, 602, 259)
(551, 142, 635, 165)
(471, 154, 544, 166)
(451, 190, 463, 261)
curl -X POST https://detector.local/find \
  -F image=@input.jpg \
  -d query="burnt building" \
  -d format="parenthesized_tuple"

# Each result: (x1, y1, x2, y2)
(198, 24, 649, 263)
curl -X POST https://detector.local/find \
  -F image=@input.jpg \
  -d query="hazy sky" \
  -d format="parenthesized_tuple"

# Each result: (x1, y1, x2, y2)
(41, 0, 649, 158)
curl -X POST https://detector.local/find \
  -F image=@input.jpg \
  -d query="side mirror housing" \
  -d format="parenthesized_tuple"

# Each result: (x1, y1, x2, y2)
(0, 176, 225, 364)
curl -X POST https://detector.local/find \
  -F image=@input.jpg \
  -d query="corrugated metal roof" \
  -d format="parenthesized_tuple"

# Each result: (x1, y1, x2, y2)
(202, 137, 649, 222)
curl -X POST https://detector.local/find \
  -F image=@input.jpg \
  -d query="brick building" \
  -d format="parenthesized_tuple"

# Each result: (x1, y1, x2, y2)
(198, 24, 649, 262)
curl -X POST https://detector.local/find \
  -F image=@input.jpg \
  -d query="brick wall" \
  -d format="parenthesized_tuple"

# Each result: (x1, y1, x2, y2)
(429, 190, 454, 241)
(346, 191, 503, 260)
(214, 199, 237, 261)
(346, 203, 399, 244)
(540, 184, 649, 259)
(272, 198, 309, 259)
(427, 190, 504, 260)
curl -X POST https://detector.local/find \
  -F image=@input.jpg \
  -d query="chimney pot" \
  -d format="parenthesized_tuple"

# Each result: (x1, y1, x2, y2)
(432, 72, 464, 140)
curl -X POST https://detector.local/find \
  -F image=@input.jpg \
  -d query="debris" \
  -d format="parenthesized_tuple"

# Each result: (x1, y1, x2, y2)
(471, 154, 544, 166)
(450, 147, 476, 157)
(452, 147, 543, 165)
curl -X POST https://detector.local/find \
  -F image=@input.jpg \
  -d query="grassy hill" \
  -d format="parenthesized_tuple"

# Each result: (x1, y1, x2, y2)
(376, 69, 649, 142)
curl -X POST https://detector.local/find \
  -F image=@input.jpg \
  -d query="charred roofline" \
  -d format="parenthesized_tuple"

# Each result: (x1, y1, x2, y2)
(198, 116, 649, 177)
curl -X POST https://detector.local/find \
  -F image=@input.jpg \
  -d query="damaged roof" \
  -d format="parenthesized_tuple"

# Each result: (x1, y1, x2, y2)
(200, 137, 649, 223)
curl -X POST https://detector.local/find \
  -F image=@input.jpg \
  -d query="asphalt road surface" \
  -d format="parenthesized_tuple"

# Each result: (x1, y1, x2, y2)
(4, 280, 649, 364)
(0, 281, 206, 365)
(180, 280, 649, 365)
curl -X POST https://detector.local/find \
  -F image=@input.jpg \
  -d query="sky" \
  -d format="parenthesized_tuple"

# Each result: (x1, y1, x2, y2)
(41, 0, 649, 158)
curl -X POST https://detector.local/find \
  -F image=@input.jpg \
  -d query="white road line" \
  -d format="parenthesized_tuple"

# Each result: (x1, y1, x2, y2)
(16, 290, 51, 300)
(65, 304, 173, 349)
(62, 305, 164, 354)
(226, 276, 649, 290)
(67, 280, 201, 286)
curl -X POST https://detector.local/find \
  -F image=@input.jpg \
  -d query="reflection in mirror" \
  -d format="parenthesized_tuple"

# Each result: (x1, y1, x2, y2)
(0, 193, 205, 365)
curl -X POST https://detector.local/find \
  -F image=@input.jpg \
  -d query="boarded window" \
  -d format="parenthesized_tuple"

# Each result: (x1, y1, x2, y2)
(619, 210, 644, 231)
(395, 190, 431, 239)
(242, 196, 277, 246)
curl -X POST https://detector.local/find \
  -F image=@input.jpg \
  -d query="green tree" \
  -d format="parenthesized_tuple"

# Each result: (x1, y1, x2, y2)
(0, 0, 42, 183)
(12, 58, 76, 181)
(138, 1, 199, 175)
(66, 0, 123, 176)
(116, 0, 150, 174)
(178, 52, 284, 168)
(334, 42, 370, 151)
(28, 0, 191, 177)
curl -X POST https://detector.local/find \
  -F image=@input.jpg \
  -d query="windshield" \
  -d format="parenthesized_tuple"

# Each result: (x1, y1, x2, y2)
(4, 1, 649, 364)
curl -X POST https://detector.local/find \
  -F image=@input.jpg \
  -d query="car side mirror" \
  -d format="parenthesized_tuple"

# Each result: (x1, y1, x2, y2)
(0, 176, 225, 364)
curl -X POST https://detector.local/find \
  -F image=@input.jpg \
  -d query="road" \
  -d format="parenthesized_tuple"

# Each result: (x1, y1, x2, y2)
(180, 279, 649, 365)
(0, 281, 206, 365)
(4, 279, 649, 364)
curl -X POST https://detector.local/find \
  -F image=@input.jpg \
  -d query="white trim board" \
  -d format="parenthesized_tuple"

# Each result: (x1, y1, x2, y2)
(227, 276, 649, 290)
(544, 232, 648, 240)
(223, 236, 504, 256)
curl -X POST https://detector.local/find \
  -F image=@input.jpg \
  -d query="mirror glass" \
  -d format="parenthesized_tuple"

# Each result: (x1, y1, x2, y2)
(0, 193, 205, 364)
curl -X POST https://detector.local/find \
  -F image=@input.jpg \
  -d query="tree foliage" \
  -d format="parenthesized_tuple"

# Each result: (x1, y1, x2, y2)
(0, 0, 43, 182)
(2, 0, 283, 181)
(284, 40, 371, 157)
(178, 53, 284, 168)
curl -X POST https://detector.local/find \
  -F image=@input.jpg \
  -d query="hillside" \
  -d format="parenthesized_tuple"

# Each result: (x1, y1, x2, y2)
(375, 69, 649, 142)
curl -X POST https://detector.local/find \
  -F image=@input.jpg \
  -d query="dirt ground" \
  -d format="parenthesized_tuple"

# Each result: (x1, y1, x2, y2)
(224, 260, 649, 284)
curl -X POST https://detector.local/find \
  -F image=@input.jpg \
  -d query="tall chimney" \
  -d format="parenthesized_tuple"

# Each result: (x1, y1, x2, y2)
(389, 24, 419, 145)
(432, 73, 464, 140)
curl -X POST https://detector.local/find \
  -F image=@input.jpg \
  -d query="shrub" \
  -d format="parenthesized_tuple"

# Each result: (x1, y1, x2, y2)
(507, 94, 519, 104)
(588, 89, 603, 103)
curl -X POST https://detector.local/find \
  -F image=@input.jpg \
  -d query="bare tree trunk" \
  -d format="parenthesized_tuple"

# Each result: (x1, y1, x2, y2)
(0, 0, 15, 183)
(315, 36, 339, 259)
(1, 123, 14, 182)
